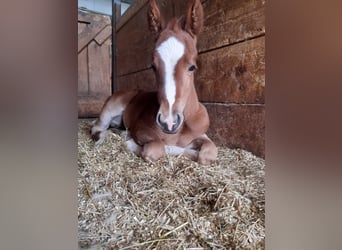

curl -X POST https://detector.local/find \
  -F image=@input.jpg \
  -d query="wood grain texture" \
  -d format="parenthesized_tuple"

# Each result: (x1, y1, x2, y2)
(94, 25, 112, 46)
(78, 11, 112, 117)
(78, 96, 108, 118)
(117, 69, 157, 91)
(78, 12, 111, 53)
(116, 0, 148, 32)
(196, 36, 265, 104)
(198, 0, 265, 52)
(88, 41, 111, 96)
(78, 22, 87, 35)
(116, 3, 154, 76)
(205, 103, 265, 158)
(78, 48, 89, 96)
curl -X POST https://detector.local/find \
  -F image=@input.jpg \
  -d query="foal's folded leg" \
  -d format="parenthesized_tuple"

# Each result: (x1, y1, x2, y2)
(165, 145, 198, 161)
(91, 98, 124, 144)
(187, 134, 218, 165)
(125, 138, 143, 156)
(141, 140, 166, 162)
(91, 90, 138, 144)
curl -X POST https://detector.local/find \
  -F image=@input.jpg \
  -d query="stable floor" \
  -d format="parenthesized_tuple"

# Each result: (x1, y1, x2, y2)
(78, 119, 265, 249)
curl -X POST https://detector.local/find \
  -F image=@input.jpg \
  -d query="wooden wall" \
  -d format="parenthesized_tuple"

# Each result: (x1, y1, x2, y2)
(78, 10, 112, 117)
(115, 0, 265, 157)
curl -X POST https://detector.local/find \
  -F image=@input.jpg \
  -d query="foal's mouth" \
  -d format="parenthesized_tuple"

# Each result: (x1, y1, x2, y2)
(156, 112, 183, 134)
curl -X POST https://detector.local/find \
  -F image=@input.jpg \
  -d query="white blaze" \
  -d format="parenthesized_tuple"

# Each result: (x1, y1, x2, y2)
(157, 37, 185, 120)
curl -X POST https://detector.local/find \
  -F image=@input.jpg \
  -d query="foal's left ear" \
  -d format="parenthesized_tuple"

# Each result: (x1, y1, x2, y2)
(184, 0, 204, 37)
(147, 0, 164, 36)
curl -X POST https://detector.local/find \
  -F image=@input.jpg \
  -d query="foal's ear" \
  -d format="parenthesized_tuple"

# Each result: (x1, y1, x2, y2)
(147, 0, 164, 35)
(184, 0, 204, 37)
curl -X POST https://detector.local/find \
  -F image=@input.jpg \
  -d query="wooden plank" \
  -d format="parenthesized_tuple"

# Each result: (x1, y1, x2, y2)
(173, 0, 207, 17)
(78, 96, 108, 117)
(78, 22, 87, 35)
(196, 36, 265, 104)
(104, 39, 112, 77)
(115, 3, 121, 22)
(78, 48, 89, 96)
(78, 12, 111, 53)
(116, 0, 148, 32)
(78, 11, 111, 25)
(116, 69, 157, 92)
(198, 0, 265, 52)
(78, 23, 107, 53)
(117, 0, 176, 31)
(116, 0, 175, 77)
(88, 41, 111, 96)
(94, 25, 112, 45)
(205, 103, 265, 158)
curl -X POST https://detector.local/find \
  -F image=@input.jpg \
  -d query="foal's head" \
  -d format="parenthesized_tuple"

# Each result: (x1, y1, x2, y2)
(148, 0, 204, 134)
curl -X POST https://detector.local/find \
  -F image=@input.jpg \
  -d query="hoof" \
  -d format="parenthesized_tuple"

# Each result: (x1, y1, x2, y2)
(91, 131, 100, 142)
(141, 142, 165, 162)
(198, 147, 218, 165)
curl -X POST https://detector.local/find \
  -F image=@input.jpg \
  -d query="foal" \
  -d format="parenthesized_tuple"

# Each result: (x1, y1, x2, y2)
(91, 0, 217, 164)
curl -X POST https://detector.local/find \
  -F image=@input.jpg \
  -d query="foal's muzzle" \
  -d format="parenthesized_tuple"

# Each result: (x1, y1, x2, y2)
(156, 112, 183, 134)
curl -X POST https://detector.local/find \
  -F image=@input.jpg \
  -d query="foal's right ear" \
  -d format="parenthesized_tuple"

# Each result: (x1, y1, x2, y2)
(184, 0, 204, 37)
(147, 0, 164, 35)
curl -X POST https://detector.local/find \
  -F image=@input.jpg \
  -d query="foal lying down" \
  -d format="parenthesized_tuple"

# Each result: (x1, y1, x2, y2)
(91, 0, 217, 165)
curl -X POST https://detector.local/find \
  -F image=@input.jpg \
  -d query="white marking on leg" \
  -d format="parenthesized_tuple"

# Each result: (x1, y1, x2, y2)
(165, 145, 185, 155)
(157, 36, 185, 129)
(94, 130, 109, 145)
(126, 139, 142, 155)
(165, 145, 198, 160)
(91, 103, 125, 141)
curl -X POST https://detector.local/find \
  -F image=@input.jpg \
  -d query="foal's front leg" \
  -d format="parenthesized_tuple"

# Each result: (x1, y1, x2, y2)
(141, 140, 166, 162)
(187, 134, 218, 165)
(125, 132, 166, 161)
(125, 137, 165, 162)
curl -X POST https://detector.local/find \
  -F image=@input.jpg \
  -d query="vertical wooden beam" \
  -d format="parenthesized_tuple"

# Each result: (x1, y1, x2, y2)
(116, 2, 121, 21)
(112, 0, 117, 93)
(78, 48, 89, 96)
(88, 41, 111, 95)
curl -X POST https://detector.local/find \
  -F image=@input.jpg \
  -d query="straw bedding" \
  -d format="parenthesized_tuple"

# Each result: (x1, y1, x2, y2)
(78, 119, 265, 249)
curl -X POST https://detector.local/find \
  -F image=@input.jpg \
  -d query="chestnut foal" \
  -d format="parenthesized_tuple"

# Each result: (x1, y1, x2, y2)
(91, 0, 217, 164)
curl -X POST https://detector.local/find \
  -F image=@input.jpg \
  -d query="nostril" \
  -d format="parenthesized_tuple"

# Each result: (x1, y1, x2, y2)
(172, 113, 182, 131)
(173, 114, 179, 126)
(156, 113, 162, 126)
(176, 113, 181, 124)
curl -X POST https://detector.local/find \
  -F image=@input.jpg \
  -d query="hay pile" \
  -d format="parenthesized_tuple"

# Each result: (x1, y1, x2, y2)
(78, 120, 265, 249)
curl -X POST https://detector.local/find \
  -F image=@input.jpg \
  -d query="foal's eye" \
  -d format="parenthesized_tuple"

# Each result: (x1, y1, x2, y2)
(188, 65, 196, 72)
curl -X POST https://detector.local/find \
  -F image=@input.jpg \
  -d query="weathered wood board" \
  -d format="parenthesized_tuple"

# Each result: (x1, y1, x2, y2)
(78, 48, 88, 96)
(198, 0, 265, 52)
(88, 40, 111, 96)
(78, 96, 106, 118)
(78, 12, 111, 53)
(196, 36, 265, 104)
(78, 10, 112, 117)
(117, 69, 156, 92)
(205, 103, 265, 158)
